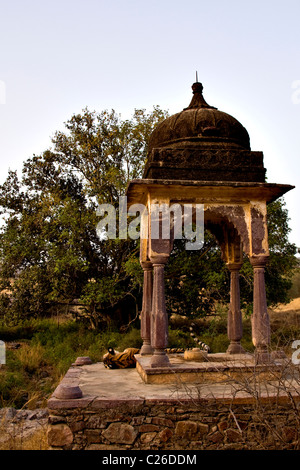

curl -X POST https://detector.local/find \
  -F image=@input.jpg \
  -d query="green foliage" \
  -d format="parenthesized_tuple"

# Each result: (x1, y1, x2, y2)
(289, 266, 300, 299)
(0, 320, 142, 407)
(168, 328, 195, 349)
(0, 106, 168, 325)
(165, 231, 230, 318)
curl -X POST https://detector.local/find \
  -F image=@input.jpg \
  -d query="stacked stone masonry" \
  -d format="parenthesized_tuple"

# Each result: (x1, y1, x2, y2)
(47, 397, 300, 450)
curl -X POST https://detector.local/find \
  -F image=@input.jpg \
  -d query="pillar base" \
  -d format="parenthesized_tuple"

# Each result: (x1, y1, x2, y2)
(140, 341, 154, 355)
(150, 349, 171, 368)
(255, 347, 272, 365)
(226, 341, 245, 355)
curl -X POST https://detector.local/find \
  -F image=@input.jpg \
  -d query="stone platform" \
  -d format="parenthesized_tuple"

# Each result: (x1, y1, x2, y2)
(135, 352, 284, 384)
(46, 355, 300, 450)
(47, 353, 295, 406)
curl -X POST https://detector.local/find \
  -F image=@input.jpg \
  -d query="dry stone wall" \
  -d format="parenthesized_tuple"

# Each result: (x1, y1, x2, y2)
(47, 397, 300, 450)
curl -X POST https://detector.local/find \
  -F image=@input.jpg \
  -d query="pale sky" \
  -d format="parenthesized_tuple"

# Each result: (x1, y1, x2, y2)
(0, 0, 299, 247)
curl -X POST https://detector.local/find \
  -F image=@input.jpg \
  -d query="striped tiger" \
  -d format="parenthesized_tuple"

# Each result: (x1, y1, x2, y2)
(103, 347, 140, 369)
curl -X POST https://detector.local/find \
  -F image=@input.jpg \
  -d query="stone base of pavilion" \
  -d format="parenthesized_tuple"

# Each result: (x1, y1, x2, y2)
(47, 354, 300, 449)
(135, 351, 285, 385)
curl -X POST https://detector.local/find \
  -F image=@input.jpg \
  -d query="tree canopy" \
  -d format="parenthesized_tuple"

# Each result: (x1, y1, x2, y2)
(0, 106, 297, 326)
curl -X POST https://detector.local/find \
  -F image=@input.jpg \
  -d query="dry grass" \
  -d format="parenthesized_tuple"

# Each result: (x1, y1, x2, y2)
(15, 343, 46, 374)
(0, 419, 48, 450)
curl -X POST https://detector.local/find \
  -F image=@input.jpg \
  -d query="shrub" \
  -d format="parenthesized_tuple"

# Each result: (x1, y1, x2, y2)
(15, 344, 45, 375)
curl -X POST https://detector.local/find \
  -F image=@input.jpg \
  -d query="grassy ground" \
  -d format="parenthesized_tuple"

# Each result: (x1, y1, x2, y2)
(0, 318, 143, 409)
(1, 302, 300, 410)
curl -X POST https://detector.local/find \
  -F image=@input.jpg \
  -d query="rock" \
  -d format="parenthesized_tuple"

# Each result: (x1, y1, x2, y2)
(175, 420, 198, 440)
(14, 410, 28, 420)
(0, 407, 49, 447)
(207, 431, 224, 444)
(102, 423, 137, 445)
(140, 432, 156, 444)
(47, 424, 74, 447)
(0, 407, 17, 420)
(27, 410, 38, 420)
(36, 409, 49, 420)
(225, 428, 242, 443)
(159, 428, 173, 442)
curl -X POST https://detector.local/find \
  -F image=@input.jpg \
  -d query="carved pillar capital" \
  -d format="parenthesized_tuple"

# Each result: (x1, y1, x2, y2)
(140, 260, 153, 271)
(227, 262, 243, 272)
(250, 255, 269, 268)
(150, 255, 169, 266)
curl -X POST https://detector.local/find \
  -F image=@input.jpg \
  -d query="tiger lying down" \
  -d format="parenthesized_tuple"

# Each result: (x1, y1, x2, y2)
(103, 347, 140, 369)
(102, 347, 188, 369)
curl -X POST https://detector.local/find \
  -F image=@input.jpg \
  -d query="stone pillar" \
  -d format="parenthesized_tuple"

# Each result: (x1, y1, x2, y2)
(226, 263, 245, 354)
(140, 261, 154, 355)
(250, 256, 271, 363)
(149, 255, 170, 368)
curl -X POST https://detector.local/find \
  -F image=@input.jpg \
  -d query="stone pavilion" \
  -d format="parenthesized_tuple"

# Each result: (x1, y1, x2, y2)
(126, 80, 294, 371)
(47, 82, 298, 450)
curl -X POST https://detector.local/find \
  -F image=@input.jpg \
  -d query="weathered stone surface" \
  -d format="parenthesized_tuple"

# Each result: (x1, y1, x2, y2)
(102, 423, 137, 445)
(140, 262, 154, 356)
(47, 424, 73, 447)
(86, 415, 106, 429)
(207, 431, 223, 443)
(69, 420, 85, 432)
(198, 423, 209, 435)
(131, 416, 144, 426)
(175, 421, 198, 439)
(218, 420, 229, 432)
(54, 384, 83, 400)
(139, 424, 159, 433)
(225, 428, 242, 442)
(140, 432, 157, 444)
(74, 356, 93, 366)
(85, 429, 102, 444)
(159, 428, 173, 442)
(151, 417, 174, 428)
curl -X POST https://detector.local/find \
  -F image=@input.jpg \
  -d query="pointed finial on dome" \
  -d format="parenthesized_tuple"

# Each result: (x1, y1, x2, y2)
(184, 77, 216, 110)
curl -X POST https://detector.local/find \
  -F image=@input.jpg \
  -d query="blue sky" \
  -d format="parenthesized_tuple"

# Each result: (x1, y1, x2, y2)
(0, 0, 299, 246)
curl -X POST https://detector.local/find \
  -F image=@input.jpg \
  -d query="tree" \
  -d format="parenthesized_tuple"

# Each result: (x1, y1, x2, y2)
(0, 107, 168, 325)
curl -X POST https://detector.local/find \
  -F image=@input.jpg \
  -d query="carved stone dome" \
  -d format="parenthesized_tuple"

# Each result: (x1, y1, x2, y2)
(143, 82, 266, 183)
(148, 82, 250, 152)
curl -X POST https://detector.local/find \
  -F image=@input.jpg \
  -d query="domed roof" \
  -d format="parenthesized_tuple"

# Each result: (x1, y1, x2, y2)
(143, 81, 265, 183)
(148, 82, 250, 152)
